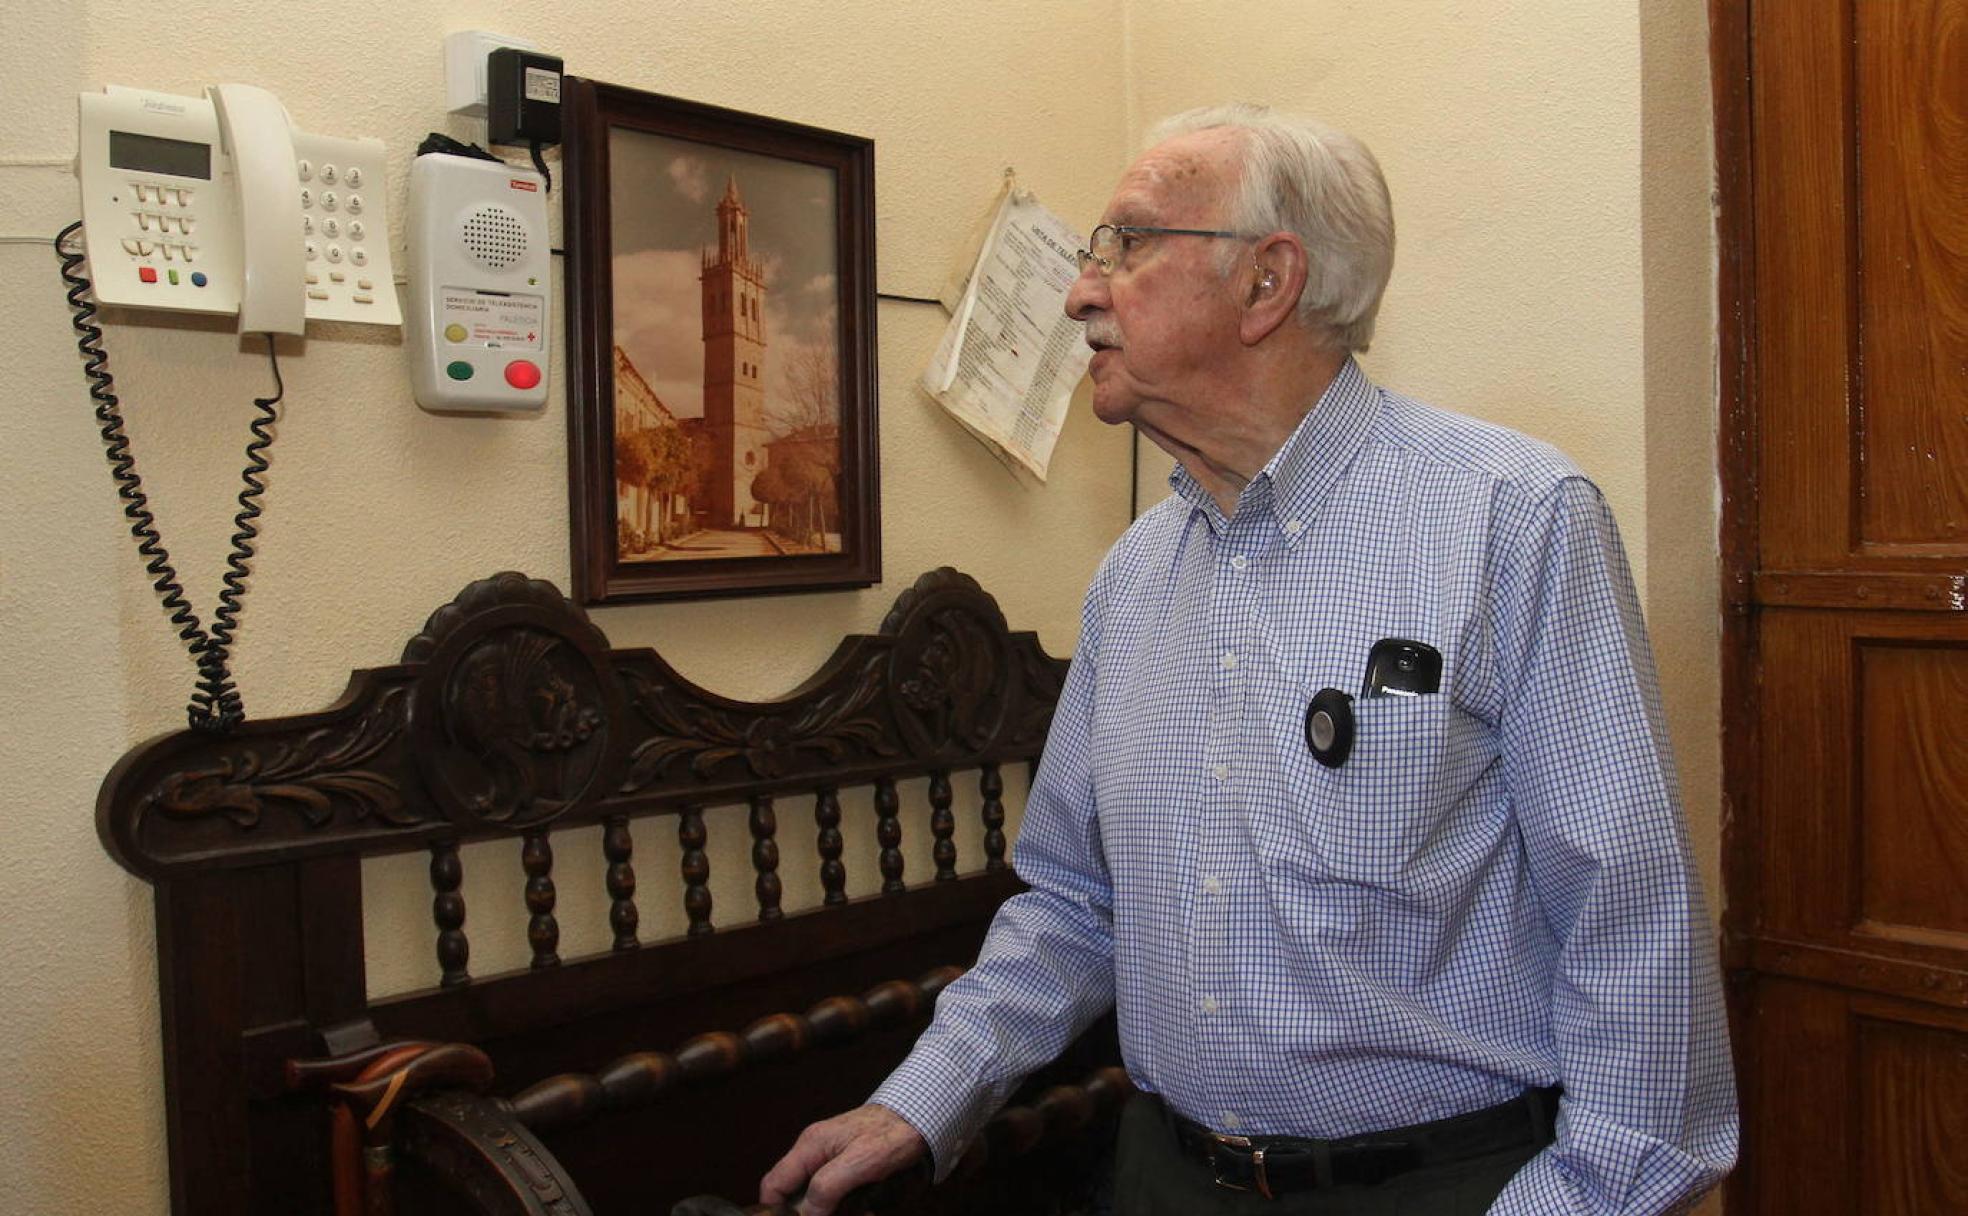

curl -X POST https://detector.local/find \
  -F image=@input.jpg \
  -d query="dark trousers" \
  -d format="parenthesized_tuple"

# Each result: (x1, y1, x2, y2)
(1111, 1094, 1547, 1216)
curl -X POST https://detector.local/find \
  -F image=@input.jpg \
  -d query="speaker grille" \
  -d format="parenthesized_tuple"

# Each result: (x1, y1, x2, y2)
(460, 205, 529, 270)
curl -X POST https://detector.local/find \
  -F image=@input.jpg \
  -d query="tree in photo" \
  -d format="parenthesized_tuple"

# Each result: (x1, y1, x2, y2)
(619, 424, 696, 546)
(770, 343, 840, 436)
(762, 343, 843, 550)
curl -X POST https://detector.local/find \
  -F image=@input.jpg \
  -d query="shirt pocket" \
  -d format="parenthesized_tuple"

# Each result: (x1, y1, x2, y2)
(1275, 693, 1499, 888)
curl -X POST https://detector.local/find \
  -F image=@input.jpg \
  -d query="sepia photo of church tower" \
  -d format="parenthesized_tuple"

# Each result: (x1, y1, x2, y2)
(699, 175, 772, 527)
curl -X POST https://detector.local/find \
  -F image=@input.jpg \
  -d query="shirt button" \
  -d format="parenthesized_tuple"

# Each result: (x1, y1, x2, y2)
(1200, 996, 1219, 1014)
(1202, 875, 1223, 895)
(1220, 651, 1238, 671)
(1221, 1111, 1243, 1131)
(1229, 554, 1248, 571)
(1211, 763, 1230, 783)
(1284, 518, 1304, 536)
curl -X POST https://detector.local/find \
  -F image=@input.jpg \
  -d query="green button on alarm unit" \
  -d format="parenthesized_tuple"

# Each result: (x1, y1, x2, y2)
(445, 361, 475, 381)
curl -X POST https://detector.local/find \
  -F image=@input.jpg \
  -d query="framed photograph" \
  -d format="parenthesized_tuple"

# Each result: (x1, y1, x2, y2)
(563, 78, 880, 603)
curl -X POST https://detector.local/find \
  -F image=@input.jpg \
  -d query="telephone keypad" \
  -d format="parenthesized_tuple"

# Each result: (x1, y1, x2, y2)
(294, 133, 393, 320)
(118, 173, 214, 297)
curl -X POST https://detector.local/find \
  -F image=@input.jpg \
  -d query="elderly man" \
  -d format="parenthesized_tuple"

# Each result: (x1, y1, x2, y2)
(762, 103, 1736, 1215)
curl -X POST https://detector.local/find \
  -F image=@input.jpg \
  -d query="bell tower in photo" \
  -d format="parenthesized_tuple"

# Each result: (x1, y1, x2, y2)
(700, 175, 771, 528)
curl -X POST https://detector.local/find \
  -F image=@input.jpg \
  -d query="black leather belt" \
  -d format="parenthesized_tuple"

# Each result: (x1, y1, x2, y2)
(1169, 1087, 1559, 1198)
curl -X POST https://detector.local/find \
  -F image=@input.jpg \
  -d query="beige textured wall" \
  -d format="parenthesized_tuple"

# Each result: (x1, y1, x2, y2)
(2, 3, 1130, 1210)
(0, 2, 1719, 1212)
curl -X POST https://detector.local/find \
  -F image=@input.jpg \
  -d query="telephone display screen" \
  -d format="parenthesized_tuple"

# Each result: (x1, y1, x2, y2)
(109, 130, 212, 180)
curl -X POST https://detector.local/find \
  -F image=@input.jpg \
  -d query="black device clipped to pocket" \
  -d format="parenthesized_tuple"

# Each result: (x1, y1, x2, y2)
(1304, 688, 1355, 768)
(1305, 638, 1444, 768)
(1362, 637, 1443, 698)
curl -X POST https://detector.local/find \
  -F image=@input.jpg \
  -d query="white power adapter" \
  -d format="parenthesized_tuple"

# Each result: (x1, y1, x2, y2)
(406, 152, 551, 413)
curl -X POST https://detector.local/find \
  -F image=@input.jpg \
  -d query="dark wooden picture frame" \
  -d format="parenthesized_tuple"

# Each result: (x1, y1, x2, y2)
(563, 78, 880, 603)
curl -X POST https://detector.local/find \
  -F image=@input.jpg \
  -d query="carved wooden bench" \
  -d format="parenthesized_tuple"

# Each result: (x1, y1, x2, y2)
(99, 568, 1125, 1214)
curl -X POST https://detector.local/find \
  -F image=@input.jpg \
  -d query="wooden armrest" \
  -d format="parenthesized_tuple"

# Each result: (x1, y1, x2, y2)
(398, 1091, 596, 1216)
(671, 1064, 1136, 1216)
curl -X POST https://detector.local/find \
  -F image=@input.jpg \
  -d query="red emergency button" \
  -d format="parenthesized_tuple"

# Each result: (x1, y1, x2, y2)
(504, 359, 542, 390)
(138, 266, 158, 283)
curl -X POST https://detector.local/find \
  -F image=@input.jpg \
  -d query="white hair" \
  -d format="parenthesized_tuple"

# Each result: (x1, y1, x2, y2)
(1147, 103, 1395, 352)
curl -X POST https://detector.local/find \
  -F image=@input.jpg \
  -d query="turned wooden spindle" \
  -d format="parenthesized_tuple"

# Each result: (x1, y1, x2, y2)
(928, 770, 957, 882)
(874, 776, 905, 894)
(523, 829, 560, 969)
(679, 805, 713, 936)
(750, 795, 783, 922)
(604, 815, 639, 951)
(429, 839, 470, 988)
(507, 967, 962, 1135)
(815, 787, 847, 905)
(979, 763, 1007, 871)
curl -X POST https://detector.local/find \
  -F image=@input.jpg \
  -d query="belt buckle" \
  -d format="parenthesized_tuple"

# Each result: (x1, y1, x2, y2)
(1207, 1132, 1274, 1200)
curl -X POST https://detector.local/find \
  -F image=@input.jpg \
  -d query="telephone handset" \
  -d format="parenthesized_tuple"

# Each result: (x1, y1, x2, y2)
(76, 84, 400, 331)
(209, 83, 306, 333)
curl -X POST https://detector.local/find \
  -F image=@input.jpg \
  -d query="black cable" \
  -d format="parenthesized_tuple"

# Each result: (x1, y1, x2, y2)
(529, 139, 553, 193)
(53, 221, 276, 733)
(416, 132, 501, 161)
(195, 335, 282, 732)
(56, 221, 219, 724)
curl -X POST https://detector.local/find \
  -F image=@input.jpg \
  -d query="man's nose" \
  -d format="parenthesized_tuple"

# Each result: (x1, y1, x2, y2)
(1065, 263, 1106, 321)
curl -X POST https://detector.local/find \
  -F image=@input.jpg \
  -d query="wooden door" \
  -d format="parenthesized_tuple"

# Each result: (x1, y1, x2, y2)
(1716, 1, 1968, 1211)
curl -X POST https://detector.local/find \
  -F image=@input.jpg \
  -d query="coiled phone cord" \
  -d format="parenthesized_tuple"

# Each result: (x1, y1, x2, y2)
(56, 220, 281, 734)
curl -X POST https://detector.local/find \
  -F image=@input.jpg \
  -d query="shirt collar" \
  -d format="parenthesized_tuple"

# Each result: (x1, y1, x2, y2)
(1167, 356, 1382, 541)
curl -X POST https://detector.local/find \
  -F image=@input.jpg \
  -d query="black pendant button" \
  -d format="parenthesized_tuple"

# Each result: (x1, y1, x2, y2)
(1305, 688, 1356, 768)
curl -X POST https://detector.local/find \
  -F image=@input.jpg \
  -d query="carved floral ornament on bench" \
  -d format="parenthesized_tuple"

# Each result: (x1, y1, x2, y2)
(101, 566, 1066, 880)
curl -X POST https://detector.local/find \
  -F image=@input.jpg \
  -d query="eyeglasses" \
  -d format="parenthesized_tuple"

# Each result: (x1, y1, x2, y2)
(1074, 223, 1246, 276)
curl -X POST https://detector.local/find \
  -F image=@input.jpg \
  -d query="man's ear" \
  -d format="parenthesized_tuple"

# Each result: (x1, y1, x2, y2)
(1240, 232, 1308, 346)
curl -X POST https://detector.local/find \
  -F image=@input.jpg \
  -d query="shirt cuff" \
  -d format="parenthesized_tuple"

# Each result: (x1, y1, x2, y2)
(867, 1037, 1000, 1182)
(1486, 1100, 1732, 1215)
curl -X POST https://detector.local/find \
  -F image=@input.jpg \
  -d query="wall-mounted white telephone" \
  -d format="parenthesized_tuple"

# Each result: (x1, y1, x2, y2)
(76, 84, 400, 332)
(61, 83, 404, 732)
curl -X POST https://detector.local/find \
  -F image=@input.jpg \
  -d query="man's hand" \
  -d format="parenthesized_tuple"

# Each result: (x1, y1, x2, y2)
(758, 1104, 928, 1216)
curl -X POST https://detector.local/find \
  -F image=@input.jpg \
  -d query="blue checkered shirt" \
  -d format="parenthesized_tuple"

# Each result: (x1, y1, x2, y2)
(872, 359, 1737, 1211)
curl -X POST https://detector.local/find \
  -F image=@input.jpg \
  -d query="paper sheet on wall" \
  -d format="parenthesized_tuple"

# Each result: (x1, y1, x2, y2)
(922, 183, 1091, 482)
